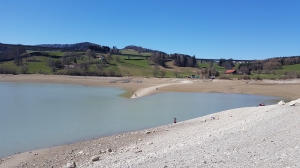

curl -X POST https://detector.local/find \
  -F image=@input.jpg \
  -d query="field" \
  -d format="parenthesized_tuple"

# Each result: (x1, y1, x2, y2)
(120, 49, 151, 56)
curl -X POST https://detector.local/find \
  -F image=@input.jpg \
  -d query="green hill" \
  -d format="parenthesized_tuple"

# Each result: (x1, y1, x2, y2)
(0, 46, 300, 79)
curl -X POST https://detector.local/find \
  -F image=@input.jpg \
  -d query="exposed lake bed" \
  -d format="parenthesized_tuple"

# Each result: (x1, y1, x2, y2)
(1, 75, 300, 167)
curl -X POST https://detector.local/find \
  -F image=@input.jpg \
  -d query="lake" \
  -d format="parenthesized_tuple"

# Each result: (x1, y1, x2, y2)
(0, 82, 280, 158)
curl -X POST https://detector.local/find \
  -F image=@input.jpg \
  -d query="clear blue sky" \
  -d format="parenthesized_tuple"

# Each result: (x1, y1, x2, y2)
(1, 0, 299, 60)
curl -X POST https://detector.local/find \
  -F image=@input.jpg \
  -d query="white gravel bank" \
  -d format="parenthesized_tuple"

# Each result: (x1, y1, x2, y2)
(1, 99, 299, 168)
(79, 100, 300, 168)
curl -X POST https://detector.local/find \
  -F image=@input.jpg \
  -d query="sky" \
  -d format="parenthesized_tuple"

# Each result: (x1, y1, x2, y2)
(1, 0, 299, 60)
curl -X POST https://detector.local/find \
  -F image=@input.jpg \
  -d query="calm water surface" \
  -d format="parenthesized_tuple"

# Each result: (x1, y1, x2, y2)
(0, 82, 281, 158)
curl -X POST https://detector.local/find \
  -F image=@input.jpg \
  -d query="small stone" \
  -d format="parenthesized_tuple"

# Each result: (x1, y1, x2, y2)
(146, 131, 151, 134)
(135, 150, 142, 153)
(91, 155, 100, 162)
(66, 161, 76, 168)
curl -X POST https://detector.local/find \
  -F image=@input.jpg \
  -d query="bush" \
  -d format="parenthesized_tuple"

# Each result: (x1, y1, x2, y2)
(0, 66, 18, 75)
(284, 71, 300, 79)
(253, 75, 262, 80)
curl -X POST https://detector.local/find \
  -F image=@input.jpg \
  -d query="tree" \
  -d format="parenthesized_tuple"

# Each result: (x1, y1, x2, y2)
(115, 55, 121, 62)
(160, 69, 166, 78)
(85, 49, 91, 57)
(20, 65, 29, 74)
(150, 52, 166, 67)
(201, 68, 208, 78)
(14, 55, 22, 66)
(196, 68, 201, 77)
(106, 53, 113, 63)
(174, 70, 179, 78)
(153, 64, 160, 77)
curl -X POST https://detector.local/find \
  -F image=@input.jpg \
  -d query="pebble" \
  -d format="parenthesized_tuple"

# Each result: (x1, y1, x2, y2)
(66, 161, 76, 168)
(91, 155, 100, 162)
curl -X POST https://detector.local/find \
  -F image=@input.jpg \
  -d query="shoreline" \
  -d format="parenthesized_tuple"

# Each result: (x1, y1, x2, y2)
(1, 74, 300, 167)
(1, 100, 300, 167)
(1, 74, 300, 99)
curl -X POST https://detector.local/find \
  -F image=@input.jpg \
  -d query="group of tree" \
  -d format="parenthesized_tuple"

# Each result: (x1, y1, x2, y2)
(37, 42, 95, 50)
(110, 46, 120, 54)
(150, 52, 168, 67)
(218, 58, 235, 69)
(201, 61, 219, 77)
(124, 45, 163, 53)
(88, 45, 110, 53)
(152, 64, 166, 78)
(0, 45, 26, 62)
(237, 56, 300, 75)
(171, 53, 197, 67)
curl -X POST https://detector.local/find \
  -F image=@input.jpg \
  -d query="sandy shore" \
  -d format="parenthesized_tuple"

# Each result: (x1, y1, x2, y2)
(1, 75, 300, 167)
(1, 74, 300, 99)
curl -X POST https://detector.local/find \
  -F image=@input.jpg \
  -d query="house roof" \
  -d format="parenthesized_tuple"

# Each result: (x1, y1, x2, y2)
(225, 69, 236, 74)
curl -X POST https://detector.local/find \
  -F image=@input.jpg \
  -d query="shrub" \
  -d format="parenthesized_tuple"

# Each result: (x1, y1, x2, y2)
(0, 66, 18, 75)
(253, 75, 262, 80)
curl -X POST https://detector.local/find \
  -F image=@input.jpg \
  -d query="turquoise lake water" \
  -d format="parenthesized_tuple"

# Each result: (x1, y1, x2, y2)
(0, 82, 281, 158)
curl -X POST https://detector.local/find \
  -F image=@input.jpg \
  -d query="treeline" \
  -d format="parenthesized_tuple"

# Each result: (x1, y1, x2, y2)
(150, 52, 197, 68)
(88, 45, 110, 53)
(37, 42, 96, 50)
(0, 45, 26, 61)
(124, 45, 163, 53)
(237, 56, 300, 75)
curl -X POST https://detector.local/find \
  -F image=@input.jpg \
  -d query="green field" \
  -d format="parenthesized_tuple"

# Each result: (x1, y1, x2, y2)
(198, 62, 226, 73)
(281, 64, 300, 71)
(45, 51, 65, 57)
(120, 49, 151, 56)
(0, 56, 52, 74)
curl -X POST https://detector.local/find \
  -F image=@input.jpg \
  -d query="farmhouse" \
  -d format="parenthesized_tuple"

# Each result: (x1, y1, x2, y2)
(224, 69, 236, 74)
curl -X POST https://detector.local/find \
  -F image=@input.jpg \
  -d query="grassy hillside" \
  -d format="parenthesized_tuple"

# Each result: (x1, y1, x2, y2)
(1, 50, 300, 80)
(120, 49, 151, 56)
(0, 50, 199, 78)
